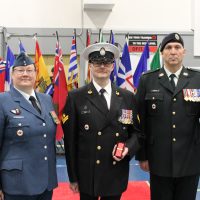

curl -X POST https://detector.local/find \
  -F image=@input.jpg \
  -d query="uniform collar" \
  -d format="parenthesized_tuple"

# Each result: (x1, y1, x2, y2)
(92, 79, 112, 95)
(164, 65, 183, 78)
(14, 86, 37, 102)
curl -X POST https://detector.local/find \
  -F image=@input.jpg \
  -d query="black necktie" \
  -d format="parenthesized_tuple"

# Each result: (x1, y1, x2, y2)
(99, 88, 108, 110)
(170, 74, 176, 91)
(29, 96, 41, 114)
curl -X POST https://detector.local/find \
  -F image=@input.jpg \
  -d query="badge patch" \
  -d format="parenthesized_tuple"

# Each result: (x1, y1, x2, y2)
(50, 111, 60, 124)
(118, 109, 133, 124)
(10, 108, 21, 115)
(13, 116, 25, 119)
(62, 114, 69, 124)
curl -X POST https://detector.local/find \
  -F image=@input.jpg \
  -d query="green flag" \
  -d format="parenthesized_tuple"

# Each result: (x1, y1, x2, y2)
(150, 47, 161, 70)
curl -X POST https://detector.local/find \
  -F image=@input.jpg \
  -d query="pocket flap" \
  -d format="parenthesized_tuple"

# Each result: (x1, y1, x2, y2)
(145, 93, 164, 101)
(0, 159, 23, 170)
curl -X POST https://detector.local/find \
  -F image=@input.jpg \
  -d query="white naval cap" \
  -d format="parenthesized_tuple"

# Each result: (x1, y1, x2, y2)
(82, 43, 120, 62)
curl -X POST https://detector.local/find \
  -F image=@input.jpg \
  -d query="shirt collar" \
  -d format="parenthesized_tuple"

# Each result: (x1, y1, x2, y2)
(14, 86, 37, 101)
(92, 80, 112, 95)
(164, 65, 183, 78)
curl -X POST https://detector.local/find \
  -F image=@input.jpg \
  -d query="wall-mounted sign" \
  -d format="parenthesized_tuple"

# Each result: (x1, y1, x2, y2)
(128, 34, 158, 52)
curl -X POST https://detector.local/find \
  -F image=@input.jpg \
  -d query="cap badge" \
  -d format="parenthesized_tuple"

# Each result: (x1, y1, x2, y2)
(100, 47, 106, 56)
(16, 129, 23, 136)
(175, 34, 180, 40)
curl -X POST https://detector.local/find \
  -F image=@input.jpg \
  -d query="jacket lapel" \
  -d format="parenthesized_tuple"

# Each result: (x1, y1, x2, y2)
(11, 87, 44, 119)
(173, 67, 189, 96)
(158, 68, 174, 93)
(36, 93, 46, 119)
(86, 82, 108, 115)
(106, 85, 122, 122)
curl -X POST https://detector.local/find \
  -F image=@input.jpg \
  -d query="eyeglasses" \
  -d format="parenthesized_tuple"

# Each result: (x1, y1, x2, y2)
(91, 61, 114, 67)
(13, 69, 36, 75)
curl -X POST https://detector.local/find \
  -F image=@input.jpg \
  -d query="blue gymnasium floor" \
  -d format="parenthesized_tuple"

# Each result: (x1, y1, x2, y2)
(56, 155, 200, 199)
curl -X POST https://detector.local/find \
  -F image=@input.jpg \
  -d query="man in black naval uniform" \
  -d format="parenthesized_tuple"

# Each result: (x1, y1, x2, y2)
(136, 32, 200, 200)
(62, 43, 144, 200)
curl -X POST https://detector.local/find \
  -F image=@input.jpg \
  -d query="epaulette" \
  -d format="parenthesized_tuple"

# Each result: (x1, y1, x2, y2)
(186, 67, 200, 73)
(142, 68, 160, 75)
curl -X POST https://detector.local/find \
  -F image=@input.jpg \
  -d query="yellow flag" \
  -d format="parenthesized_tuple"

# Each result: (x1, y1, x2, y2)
(35, 39, 52, 93)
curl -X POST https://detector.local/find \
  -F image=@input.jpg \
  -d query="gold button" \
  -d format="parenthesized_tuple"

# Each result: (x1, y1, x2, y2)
(97, 146, 101, 150)
(98, 132, 102, 136)
(172, 111, 176, 115)
(173, 124, 176, 128)
(173, 138, 176, 142)
(173, 98, 176, 102)
(96, 160, 100, 164)
(116, 133, 119, 137)
(113, 161, 116, 165)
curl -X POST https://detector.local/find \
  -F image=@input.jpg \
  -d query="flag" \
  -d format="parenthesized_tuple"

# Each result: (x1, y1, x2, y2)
(53, 36, 68, 140)
(109, 30, 117, 83)
(99, 29, 104, 43)
(150, 45, 161, 70)
(68, 30, 78, 91)
(35, 39, 53, 94)
(0, 58, 6, 92)
(116, 62, 126, 88)
(133, 41, 149, 88)
(118, 41, 134, 92)
(5, 46, 15, 91)
(19, 40, 26, 53)
(85, 29, 91, 84)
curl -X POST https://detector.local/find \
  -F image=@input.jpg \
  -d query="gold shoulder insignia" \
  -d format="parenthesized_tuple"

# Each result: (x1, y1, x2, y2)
(62, 114, 69, 124)
(183, 72, 188, 76)
(116, 91, 120, 96)
(137, 114, 140, 124)
(88, 89, 93, 94)
(159, 73, 164, 77)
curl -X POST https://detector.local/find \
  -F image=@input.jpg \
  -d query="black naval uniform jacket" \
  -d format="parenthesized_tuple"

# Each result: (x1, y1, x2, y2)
(136, 67, 200, 178)
(62, 82, 143, 196)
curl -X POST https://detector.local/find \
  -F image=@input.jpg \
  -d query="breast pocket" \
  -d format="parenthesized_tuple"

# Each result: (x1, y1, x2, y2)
(145, 93, 164, 115)
(6, 119, 30, 142)
(185, 101, 200, 116)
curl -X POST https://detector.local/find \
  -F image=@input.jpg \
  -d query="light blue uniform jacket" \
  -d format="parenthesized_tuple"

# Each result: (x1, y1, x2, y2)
(0, 86, 58, 195)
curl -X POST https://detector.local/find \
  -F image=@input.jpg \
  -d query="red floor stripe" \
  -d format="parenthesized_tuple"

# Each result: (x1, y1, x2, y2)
(53, 181, 150, 200)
